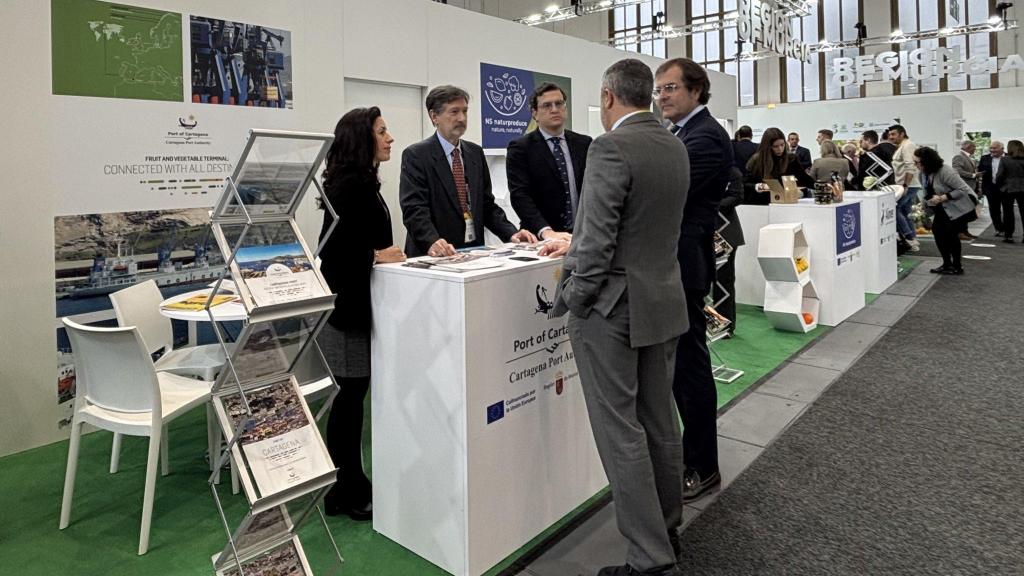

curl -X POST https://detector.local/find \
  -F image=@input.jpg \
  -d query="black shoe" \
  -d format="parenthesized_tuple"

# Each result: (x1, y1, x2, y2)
(1004, 237, 1016, 243)
(942, 267, 964, 275)
(682, 469, 721, 503)
(929, 265, 950, 274)
(994, 231, 1003, 237)
(325, 498, 373, 521)
(596, 563, 683, 576)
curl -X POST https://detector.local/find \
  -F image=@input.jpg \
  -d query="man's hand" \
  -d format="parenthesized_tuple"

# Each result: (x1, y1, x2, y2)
(428, 238, 456, 257)
(510, 229, 538, 244)
(375, 246, 406, 264)
(540, 230, 573, 242)
(538, 239, 570, 257)
(755, 183, 770, 193)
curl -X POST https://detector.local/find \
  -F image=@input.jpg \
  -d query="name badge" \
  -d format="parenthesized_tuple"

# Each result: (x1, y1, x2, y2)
(464, 212, 476, 243)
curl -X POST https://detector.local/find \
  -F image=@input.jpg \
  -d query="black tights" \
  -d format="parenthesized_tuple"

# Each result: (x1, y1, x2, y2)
(931, 209, 962, 269)
(326, 376, 371, 506)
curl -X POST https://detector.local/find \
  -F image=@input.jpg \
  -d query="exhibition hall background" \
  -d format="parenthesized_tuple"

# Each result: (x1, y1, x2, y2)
(0, 0, 739, 458)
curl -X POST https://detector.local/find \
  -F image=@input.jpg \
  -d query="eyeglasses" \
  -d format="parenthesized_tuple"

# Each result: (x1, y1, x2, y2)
(652, 83, 680, 97)
(538, 100, 566, 111)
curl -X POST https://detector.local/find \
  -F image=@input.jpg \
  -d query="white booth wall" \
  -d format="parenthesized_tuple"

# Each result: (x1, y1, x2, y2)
(0, 0, 735, 458)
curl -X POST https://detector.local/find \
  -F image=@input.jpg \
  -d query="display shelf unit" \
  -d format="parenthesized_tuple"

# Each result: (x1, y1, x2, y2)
(204, 129, 343, 576)
(708, 214, 744, 383)
(758, 222, 819, 333)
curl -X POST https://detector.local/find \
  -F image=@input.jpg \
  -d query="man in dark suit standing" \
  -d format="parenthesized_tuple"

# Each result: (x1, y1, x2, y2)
(546, 58, 688, 576)
(655, 57, 731, 503)
(732, 125, 758, 176)
(400, 85, 535, 257)
(788, 131, 812, 171)
(978, 141, 1005, 236)
(507, 82, 592, 241)
(858, 130, 895, 188)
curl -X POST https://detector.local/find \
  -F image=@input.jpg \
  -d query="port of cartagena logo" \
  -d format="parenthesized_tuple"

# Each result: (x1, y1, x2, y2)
(534, 284, 554, 314)
(484, 72, 528, 116)
(178, 114, 197, 129)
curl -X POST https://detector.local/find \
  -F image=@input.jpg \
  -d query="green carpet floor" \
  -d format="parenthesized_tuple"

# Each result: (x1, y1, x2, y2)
(0, 305, 827, 576)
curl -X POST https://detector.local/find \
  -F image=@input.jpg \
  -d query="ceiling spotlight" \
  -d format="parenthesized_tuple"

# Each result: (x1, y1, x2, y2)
(891, 28, 902, 37)
(527, 13, 542, 21)
(545, 4, 560, 13)
(996, 2, 1014, 22)
(989, 15, 1003, 24)
(940, 27, 953, 34)
(599, 0, 613, 6)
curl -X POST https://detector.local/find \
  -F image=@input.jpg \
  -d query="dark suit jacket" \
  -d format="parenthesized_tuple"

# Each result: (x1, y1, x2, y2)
(720, 166, 745, 249)
(551, 112, 689, 347)
(507, 129, 592, 234)
(858, 143, 896, 188)
(673, 107, 732, 295)
(319, 172, 393, 331)
(400, 134, 518, 256)
(792, 145, 812, 171)
(978, 154, 1001, 197)
(732, 139, 758, 175)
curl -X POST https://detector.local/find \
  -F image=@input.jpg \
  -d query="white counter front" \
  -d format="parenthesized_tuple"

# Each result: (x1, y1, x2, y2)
(370, 252, 606, 576)
(768, 200, 866, 326)
(845, 191, 898, 293)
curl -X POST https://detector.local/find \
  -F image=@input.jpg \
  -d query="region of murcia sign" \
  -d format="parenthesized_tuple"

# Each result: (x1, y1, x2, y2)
(737, 0, 812, 63)
(832, 46, 1024, 87)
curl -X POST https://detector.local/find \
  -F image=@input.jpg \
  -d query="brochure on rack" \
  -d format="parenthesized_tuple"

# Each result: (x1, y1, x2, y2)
(214, 505, 294, 572)
(216, 536, 312, 576)
(217, 376, 333, 501)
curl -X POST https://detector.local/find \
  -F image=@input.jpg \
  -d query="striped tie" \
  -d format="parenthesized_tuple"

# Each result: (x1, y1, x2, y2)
(451, 147, 470, 215)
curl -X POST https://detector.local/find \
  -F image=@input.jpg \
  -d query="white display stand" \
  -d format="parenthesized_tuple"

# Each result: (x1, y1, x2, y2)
(757, 223, 819, 333)
(734, 205, 770, 306)
(371, 252, 606, 576)
(845, 190, 898, 293)
(768, 200, 866, 326)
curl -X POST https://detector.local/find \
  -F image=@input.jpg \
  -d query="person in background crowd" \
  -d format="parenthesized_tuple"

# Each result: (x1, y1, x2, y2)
(842, 142, 862, 189)
(655, 57, 732, 503)
(507, 82, 592, 241)
(732, 125, 758, 176)
(996, 139, 1024, 243)
(951, 140, 980, 240)
(318, 107, 406, 520)
(978, 141, 1006, 236)
(809, 140, 850, 183)
(889, 124, 921, 252)
(400, 85, 535, 258)
(858, 130, 895, 188)
(745, 127, 815, 204)
(787, 131, 812, 171)
(816, 128, 833, 145)
(915, 146, 977, 274)
(549, 58, 689, 576)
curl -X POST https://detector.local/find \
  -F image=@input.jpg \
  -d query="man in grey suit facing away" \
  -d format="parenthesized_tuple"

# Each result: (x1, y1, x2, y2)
(543, 58, 690, 576)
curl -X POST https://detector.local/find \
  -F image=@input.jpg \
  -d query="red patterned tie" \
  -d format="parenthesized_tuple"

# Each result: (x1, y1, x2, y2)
(451, 147, 470, 215)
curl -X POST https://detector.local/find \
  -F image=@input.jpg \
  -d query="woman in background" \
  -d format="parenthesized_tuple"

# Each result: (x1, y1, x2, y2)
(318, 107, 405, 519)
(744, 127, 814, 205)
(996, 139, 1024, 243)
(914, 146, 977, 275)
(809, 140, 850, 183)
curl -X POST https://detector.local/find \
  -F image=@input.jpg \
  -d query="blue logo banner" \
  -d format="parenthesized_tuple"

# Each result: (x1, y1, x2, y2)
(836, 203, 862, 254)
(480, 63, 535, 150)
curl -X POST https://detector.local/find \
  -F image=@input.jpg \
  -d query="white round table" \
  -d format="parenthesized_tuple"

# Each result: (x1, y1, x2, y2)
(159, 288, 248, 345)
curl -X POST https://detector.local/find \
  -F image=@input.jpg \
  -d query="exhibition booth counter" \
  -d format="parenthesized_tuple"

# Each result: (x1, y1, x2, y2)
(369, 250, 606, 576)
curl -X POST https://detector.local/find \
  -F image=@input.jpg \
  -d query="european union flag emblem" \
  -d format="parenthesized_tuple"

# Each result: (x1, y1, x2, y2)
(486, 401, 505, 424)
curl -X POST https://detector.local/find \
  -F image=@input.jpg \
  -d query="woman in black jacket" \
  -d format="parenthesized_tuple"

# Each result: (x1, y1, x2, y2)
(318, 107, 405, 519)
(996, 139, 1024, 243)
(744, 127, 815, 204)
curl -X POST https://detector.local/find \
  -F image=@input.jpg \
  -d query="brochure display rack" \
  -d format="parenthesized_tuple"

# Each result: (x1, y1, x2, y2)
(205, 129, 342, 575)
(758, 223, 820, 333)
(707, 213, 744, 383)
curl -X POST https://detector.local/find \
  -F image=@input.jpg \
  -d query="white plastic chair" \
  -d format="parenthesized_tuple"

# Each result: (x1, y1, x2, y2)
(109, 280, 227, 381)
(59, 319, 212, 555)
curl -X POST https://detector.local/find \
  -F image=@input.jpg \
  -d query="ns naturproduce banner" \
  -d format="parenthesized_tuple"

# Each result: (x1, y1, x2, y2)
(480, 62, 572, 150)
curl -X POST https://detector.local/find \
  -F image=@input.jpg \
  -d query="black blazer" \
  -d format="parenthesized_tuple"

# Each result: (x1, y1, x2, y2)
(319, 172, 393, 331)
(400, 134, 519, 256)
(792, 145, 812, 171)
(858, 142, 896, 188)
(744, 153, 815, 205)
(732, 139, 758, 175)
(673, 107, 733, 293)
(977, 154, 1009, 197)
(720, 166, 746, 249)
(506, 129, 591, 234)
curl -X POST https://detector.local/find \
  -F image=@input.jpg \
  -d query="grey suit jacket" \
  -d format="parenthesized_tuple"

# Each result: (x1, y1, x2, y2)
(926, 164, 978, 221)
(951, 152, 978, 192)
(549, 112, 689, 348)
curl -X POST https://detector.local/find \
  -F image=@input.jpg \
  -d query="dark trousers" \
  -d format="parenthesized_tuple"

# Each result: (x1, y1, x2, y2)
(326, 376, 371, 506)
(987, 189, 1004, 231)
(672, 288, 718, 478)
(712, 250, 738, 330)
(1002, 193, 1024, 239)
(931, 209, 963, 269)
